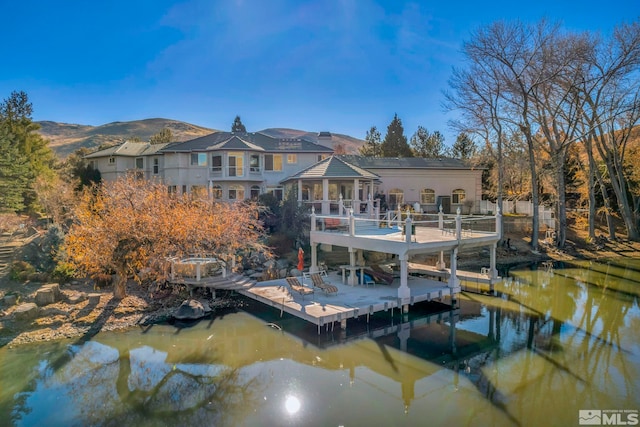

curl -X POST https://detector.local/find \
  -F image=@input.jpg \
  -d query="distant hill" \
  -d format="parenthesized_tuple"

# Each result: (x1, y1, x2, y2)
(38, 118, 216, 157)
(38, 119, 366, 157)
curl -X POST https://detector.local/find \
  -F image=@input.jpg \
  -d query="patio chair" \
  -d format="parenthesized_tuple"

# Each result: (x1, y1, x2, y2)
(309, 273, 339, 295)
(285, 277, 315, 299)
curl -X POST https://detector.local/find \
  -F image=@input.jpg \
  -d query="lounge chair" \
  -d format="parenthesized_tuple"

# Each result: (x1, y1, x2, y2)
(309, 273, 339, 295)
(285, 277, 315, 299)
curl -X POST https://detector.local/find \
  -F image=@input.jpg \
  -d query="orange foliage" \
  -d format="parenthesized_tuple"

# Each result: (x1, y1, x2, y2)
(63, 175, 270, 298)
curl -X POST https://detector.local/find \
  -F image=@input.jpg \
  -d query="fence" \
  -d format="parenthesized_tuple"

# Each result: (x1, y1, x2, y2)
(478, 200, 554, 229)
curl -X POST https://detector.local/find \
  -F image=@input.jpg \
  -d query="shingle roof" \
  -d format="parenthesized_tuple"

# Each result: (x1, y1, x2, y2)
(159, 131, 334, 153)
(85, 141, 171, 158)
(337, 155, 474, 169)
(283, 156, 379, 182)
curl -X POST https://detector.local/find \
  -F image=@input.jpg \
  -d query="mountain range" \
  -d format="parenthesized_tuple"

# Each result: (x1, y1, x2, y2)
(37, 118, 365, 157)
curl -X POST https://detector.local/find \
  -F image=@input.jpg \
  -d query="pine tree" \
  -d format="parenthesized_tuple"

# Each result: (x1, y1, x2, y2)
(232, 115, 247, 133)
(0, 123, 29, 212)
(451, 132, 477, 159)
(359, 126, 382, 157)
(381, 114, 412, 157)
(410, 126, 447, 158)
(0, 91, 55, 212)
(149, 128, 173, 144)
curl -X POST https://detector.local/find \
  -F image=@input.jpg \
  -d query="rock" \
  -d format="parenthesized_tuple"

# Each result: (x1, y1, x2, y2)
(4, 295, 17, 306)
(68, 292, 87, 304)
(41, 307, 69, 318)
(290, 268, 302, 277)
(43, 283, 61, 300)
(278, 268, 287, 279)
(88, 293, 102, 305)
(14, 303, 39, 320)
(173, 299, 212, 320)
(35, 288, 55, 306)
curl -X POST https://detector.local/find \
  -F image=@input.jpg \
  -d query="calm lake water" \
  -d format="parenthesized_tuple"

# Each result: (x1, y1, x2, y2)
(1, 259, 639, 427)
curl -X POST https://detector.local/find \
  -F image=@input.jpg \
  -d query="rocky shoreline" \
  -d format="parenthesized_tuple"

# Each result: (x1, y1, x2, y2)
(2, 231, 639, 350)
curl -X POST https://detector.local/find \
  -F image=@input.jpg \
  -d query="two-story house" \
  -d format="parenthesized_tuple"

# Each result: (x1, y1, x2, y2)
(85, 131, 483, 214)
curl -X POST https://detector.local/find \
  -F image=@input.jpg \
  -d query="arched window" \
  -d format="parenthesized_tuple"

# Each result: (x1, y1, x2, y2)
(228, 184, 245, 200)
(212, 185, 222, 200)
(250, 185, 261, 199)
(452, 189, 466, 204)
(389, 188, 404, 209)
(421, 188, 435, 204)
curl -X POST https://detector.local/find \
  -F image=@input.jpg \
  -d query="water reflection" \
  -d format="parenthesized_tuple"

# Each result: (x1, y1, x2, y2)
(1, 258, 639, 426)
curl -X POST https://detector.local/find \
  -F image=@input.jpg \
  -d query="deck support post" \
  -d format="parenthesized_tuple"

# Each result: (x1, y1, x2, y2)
(310, 243, 319, 273)
(348, 247, 357, 286)
(398, 254, 410, 309)
(340, 319, 347, 330)
(436, 250, 446, 270)
(448, 248, 460, 290)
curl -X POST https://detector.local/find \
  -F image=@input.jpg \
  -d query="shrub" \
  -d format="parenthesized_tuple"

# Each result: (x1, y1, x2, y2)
(9, 260, 36, 281)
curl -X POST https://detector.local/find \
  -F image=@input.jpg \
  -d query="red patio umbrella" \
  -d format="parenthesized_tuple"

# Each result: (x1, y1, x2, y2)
(297, 248, 304, 272)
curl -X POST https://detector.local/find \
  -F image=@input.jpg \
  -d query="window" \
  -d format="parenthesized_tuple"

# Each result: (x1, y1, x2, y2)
(421, 188, 435, 204)
(250, 154, 260, 172)
(182, 185, 187, 194)
(388, 189, 404, 209)
(168, 185, 177, 194)
(212, 185, 222, 199)
(228, 184, 245, 200)
(317, 154, 328, 161)
(153, 158, 159, 174)
(191, 153, 207, 166)
(211, 155, 222, 173)
(135, 157, 144, 169)
(287, 154, 297, 164)
(452, 189, 466, 204)
(89, 160, 96, 169)
(265, 154, 282, 171)
(250, 185, 260, 199)
(108, 157, 115, 164)
(228, 152, 244, 177)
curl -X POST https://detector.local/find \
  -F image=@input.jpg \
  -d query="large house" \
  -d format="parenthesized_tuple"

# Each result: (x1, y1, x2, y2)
(85, 131, 482, 214)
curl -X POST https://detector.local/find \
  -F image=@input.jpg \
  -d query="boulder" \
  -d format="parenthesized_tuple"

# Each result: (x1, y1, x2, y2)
(68, 292, 87, 304)
(35, 288, 55, 306)
(173, 299, 212, 320)
(87, 293, 102, 305)
(14, 303, 39, 321)
(4, 294, 17, 306)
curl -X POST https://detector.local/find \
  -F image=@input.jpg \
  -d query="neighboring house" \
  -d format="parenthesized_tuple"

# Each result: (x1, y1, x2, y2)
(85, 132, 482, 213)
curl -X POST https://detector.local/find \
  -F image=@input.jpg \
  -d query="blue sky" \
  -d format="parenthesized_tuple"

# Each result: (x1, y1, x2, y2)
(1, 1, 637, 143)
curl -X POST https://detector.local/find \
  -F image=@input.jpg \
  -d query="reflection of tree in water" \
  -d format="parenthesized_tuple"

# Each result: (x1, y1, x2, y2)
(6, 341, 265, 426)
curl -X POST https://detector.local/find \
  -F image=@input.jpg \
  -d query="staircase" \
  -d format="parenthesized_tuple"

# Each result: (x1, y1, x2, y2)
(181, 273, 257, 291)
(0, 244, 15, 276)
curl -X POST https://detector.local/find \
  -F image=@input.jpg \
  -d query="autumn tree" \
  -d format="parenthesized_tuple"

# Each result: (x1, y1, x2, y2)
(149, 128, 173, 144)
(359, 126, 382, 157)
(63, 175, 269, 299)
(381, 114, 412, 157)
(232, 115, 247, 133)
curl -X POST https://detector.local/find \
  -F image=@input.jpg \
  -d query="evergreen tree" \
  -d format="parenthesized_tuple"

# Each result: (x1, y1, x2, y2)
(381, 114, 412, 157)
(0, 91, 55, 212)
(451, 132, 477, 159)
(359, 126, 382, 157)
(232, 115, 247, 133)
(0, 123, 29, 212)
(410, 126, 447, 158)
(149, 128, 173, 144)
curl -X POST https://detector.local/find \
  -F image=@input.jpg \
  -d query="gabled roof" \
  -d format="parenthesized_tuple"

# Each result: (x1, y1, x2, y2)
(337, 155, 474, 170)
(160, 131, 334, 153)
(85, 141, 171, 158)
(283, 156, 379, 182)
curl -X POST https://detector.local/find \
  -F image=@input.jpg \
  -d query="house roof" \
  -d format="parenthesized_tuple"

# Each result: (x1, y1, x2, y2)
(283, 156, 379, 182)
(159, 131, 334, 153)
(85, 141, 171, 158)
(336, 155, 475, 170)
